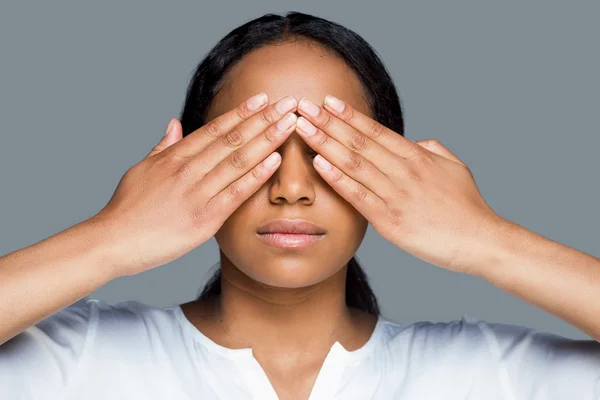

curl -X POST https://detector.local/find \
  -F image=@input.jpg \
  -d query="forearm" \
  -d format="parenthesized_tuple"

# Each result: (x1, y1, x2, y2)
(468, 218, 600, 342)
(0, 216, 122, 345)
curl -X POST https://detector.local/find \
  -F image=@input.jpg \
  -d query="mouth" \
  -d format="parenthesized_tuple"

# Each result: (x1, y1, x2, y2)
(256, 219, 327, 249)
(256, 232, 326, 249)
(256, 219, 326, 235)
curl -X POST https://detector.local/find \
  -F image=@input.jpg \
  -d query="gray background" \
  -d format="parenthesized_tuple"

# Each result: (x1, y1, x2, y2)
(0, 1, 598, 340)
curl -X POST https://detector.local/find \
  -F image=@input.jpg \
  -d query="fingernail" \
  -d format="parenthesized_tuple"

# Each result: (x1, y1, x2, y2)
(299, 98, 320, 118)
(297, 117, 317, 136)
(247, 93, 268, 111)
(263, 152, 281, 168)
(277, 113, 297, 132)
(275, 96, 297, 115)
(324, 95, 345, 113)
(314, 154, 332, 171)
(165, 119, 174, 136)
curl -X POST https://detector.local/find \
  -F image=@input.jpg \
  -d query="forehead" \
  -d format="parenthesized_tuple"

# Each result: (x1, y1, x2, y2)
(206, 40, 372, 120)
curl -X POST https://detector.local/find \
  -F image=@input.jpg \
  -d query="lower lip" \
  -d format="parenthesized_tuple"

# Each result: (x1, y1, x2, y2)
(256, 233, 325, 249)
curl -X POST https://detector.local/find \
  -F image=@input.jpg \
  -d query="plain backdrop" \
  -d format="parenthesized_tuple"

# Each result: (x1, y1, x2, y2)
(0, 0, 598, 340)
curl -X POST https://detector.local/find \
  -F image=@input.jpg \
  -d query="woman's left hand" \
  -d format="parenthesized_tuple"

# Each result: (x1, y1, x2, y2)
(296, 95, 509, 274)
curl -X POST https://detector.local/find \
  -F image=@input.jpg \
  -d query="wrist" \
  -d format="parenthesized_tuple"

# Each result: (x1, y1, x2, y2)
(461, 214, 519, 277)
(81, 213, 131, 280)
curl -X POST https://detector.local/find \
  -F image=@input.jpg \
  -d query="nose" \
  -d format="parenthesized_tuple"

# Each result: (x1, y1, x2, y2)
(267, 134, 318, 205)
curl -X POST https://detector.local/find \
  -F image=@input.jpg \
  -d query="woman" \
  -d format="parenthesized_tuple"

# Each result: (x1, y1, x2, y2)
(1, 11, 599, 400)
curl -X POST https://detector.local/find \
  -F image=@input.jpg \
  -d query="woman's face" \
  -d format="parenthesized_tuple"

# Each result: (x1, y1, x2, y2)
(209, 41, 372, 289)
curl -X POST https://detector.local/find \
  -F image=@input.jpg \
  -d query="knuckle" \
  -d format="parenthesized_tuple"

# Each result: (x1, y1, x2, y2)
(411, 148, 432, 165)
(172, 161, 194, 181)
(368, 120, 385, 139)
(203, 120, 224, 139)
(263, 125, 279, 144)
(227, 181, 245, 202)
(405, 165, 422, 183)
(321, 112, 335, 131)
(396, 187, 411, 201)
(251, 165, 265, 182)
(345, 151, 363, 171)
(222, 129, 244, 148)
(343, 106, 356, 123)
(388, 207, 404, 227)
(351, 184, 368, 202)
(234, 103, 248, 120)
(420, 152, 434, 166)
(259, 107, 278, 126)
(349, 131, 368, 151)
(230, 150, 249, 170)
(315, 131, 329, 148)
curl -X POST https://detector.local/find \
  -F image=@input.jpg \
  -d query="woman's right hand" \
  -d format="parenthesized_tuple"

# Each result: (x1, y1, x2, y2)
(90, 93, 298, 277)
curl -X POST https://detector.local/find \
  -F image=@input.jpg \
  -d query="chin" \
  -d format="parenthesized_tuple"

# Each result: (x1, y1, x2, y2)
(244, 260, 339, 289)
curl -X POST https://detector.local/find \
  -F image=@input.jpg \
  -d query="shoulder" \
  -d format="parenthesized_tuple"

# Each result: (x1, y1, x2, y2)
(379, 314, 600, 397)
(1, 299, 187, 398)
(36, 298, 186, 367)
(0, 298, 157, 397)
(10, 297, 182, 356)
(38, 298, 168, 330)
(72, 298, 182, 345)
(380, 314, 491, 347)
(2, 298, 105, 360)
(381, 313, 600, 359)
(378, 314, 497, 364)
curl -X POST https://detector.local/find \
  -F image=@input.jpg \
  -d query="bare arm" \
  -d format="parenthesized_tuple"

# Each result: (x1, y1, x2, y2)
(0, 94, 300, 346)
(467, 218, 600, 342)
(0, 216, 122, 345)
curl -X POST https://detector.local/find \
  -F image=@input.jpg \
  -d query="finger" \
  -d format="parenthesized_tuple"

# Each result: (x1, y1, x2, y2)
(415, 139, 466, 166)
(202, 112, 298, 197)
(145, 118, 183, 159)
(189, 96, 297, 177)
(319, 94, 422, 160)
(295, 116, 393, 203)
(170, 92, 273, 158)
(209, 150, 281, 222)
(297, 98, 400, 179)
(310, 151, 387, 223)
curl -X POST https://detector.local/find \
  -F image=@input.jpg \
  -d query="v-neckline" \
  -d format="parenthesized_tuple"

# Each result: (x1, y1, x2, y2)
(174, 305, 385, 399)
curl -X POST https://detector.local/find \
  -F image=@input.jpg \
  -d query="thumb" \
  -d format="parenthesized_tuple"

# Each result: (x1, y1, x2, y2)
(414, 139, 466, 167)
(145, 118, 183, 159)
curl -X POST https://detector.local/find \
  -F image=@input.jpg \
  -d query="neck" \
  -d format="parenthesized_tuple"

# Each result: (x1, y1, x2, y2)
(182, 258, 377, 364)
(219, 259, 355, 353)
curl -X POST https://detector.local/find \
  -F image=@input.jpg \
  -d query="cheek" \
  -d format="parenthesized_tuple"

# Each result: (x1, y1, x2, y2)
(335, 215, 368, 253)
(325, 201, 368, 252)
(329, 196, 368, 230)
(217, 190, 263, 227)
(213, 198, 258, 249)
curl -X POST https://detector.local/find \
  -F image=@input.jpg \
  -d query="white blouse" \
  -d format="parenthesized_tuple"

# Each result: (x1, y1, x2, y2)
(1, 298, 599, 399)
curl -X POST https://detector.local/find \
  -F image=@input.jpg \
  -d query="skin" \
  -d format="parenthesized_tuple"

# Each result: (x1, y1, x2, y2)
(179, 41, 378, 398)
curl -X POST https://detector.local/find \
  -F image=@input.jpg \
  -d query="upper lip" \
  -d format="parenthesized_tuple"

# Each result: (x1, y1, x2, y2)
(257, 219, 326, 235)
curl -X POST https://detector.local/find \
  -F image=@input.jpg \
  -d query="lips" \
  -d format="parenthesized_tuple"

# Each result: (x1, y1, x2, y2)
(256, 219, 326, 235)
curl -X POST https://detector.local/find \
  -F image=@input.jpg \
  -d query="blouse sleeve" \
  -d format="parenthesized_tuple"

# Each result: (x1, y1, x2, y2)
(476, 319, 600, 399)
(0, 299, 96, 399)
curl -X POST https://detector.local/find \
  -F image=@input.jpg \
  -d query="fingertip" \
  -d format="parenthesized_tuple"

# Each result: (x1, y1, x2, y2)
(164, 119, 175, 136)
(172, 118, 182, 133)
(247, 92, 269, 112)
(164, 119, 183, 147)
